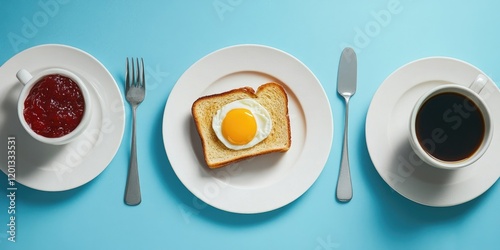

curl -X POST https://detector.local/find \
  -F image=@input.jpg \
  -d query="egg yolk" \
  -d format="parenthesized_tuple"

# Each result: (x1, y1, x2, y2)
(221, 108, 257, 145)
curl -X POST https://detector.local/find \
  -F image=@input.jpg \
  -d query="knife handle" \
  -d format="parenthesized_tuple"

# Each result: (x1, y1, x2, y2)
(336, 97, 353, 202)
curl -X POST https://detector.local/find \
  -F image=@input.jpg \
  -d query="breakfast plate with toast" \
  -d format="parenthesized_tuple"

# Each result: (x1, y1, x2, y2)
(163, 44, 332, 214)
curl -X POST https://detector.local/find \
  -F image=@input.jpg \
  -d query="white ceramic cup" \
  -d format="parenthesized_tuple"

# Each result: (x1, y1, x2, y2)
(16, 68, 92, 145)
(409, 74, 493, 170)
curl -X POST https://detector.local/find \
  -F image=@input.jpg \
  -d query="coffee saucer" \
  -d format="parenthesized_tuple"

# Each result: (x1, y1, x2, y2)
(366, 57, 500, 207)
(0, 44, 125, 191)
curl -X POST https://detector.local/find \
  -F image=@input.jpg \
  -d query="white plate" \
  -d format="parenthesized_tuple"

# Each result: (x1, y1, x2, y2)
(163, 44, 332, 214)
(0, 44, 125, 191)
(366, 57, 500, 207)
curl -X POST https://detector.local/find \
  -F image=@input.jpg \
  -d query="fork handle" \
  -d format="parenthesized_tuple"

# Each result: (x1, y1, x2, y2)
(125, 106, 141, 205)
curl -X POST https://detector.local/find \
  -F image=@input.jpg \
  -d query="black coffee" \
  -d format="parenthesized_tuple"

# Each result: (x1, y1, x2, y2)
(415, 92, 485, 162)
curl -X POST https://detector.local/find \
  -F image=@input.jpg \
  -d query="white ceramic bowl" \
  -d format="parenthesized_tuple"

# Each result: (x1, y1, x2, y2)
(16, 68, 92, 145)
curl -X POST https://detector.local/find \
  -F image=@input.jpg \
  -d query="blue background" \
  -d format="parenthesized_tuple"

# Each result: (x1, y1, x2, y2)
(1, 0, 499, 249)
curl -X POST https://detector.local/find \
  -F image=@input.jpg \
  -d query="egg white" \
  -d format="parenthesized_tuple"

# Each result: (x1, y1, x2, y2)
(212, 98, 272, 150)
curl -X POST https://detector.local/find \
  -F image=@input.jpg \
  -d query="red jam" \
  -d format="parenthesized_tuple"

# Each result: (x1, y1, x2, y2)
(23, 74, 85, 138)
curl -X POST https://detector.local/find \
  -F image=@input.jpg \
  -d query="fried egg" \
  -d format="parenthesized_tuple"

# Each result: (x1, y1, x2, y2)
(212, 99, 272, 150)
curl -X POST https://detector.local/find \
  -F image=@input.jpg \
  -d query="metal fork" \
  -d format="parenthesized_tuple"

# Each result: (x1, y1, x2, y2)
(124, 57, 145, 206)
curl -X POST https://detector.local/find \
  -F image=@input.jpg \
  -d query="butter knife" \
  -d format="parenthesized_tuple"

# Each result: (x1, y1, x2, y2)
(336, 47, 356, 202)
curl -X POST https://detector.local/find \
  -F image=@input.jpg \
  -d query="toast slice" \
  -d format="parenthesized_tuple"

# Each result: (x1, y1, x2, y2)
(191, 82, 291, 168)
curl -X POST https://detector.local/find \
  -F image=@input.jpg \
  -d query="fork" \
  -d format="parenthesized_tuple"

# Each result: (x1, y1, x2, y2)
(124, 57, 145, 206)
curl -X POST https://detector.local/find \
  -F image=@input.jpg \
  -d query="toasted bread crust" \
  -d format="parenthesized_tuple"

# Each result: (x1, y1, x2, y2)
(191, 82, 291, 168)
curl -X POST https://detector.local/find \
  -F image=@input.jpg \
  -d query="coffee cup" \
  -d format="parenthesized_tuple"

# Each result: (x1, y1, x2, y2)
(16, 68, 92, 145)
(409, 74, 493, 170)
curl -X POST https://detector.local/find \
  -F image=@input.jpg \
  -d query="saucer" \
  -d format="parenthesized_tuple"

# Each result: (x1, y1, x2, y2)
(366, 57, 500, 207)
(0, 44, 125, 191)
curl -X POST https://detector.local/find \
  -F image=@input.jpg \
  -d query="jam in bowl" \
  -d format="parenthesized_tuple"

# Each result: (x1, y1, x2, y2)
(16, 68, 92, 145)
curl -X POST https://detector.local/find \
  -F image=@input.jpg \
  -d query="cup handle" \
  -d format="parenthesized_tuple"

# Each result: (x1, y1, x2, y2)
(469, 74, 488, 94)
(16, 69, 32, 86)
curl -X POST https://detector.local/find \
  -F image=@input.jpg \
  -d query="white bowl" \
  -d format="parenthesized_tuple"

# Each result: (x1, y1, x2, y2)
(16, 68, 92, 145)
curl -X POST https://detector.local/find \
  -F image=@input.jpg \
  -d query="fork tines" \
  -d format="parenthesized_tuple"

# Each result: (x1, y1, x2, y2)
(125, 57, 145, 90)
